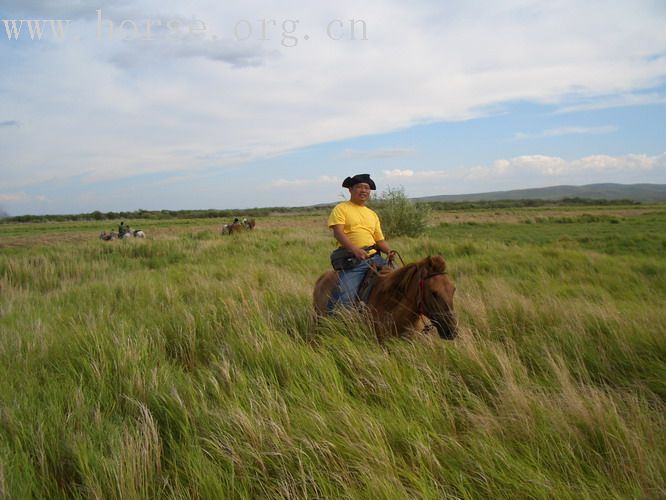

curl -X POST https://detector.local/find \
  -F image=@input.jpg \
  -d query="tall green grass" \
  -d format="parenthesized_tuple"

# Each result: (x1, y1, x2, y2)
(1, 208, 664, 498)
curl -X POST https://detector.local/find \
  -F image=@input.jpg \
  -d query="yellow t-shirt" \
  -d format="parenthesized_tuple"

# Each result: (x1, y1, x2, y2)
(328, 201, 385, 250)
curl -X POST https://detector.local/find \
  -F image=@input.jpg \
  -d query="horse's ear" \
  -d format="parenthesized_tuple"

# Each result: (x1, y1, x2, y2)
(429, 255, 446, 272)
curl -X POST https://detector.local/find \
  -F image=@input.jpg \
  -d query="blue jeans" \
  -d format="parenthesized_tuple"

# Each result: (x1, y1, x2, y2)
(329, 253, 386, 311)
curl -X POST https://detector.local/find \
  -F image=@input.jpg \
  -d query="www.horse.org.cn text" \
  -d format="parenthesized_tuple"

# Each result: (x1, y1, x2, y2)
(1, 10, 369, 48)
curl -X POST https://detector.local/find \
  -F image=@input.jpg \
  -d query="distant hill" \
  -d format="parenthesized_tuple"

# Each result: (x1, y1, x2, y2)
(413, 183, 666, 203)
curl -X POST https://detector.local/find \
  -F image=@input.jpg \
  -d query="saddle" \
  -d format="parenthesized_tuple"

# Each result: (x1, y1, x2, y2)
(356, 263, 390, 305)
(325, 258, 396, 313)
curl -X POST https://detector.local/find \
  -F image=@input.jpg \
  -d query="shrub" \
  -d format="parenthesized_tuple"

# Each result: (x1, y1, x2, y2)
(373, 187, 430, 237)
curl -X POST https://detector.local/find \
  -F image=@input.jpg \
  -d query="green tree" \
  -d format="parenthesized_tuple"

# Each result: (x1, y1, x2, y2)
(374, 186, 430, 237)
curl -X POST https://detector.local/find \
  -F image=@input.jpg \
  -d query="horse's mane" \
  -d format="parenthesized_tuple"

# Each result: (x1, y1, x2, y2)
(374, 261, 422, 299)
(375, 256, 447, 297)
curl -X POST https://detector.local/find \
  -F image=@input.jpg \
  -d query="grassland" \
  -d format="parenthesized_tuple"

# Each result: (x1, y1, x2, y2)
(1, 205, 665, 498)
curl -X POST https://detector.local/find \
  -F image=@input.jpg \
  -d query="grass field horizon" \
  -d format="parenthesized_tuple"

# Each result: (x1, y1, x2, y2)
(1, 204, 664, 498)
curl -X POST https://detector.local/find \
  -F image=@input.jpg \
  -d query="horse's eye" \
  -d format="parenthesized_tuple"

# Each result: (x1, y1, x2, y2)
(431, 291, 438, 298)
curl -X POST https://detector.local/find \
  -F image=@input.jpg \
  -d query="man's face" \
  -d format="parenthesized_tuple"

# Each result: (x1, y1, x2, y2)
(349, 183, 371, 205)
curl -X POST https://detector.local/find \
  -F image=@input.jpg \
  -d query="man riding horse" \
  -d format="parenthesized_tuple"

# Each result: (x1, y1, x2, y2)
(327, 173, 395, 310)
(316, 173, 458, 338)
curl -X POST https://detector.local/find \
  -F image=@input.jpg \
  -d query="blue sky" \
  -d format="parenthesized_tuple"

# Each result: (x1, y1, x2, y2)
(1, 0, 665, 215)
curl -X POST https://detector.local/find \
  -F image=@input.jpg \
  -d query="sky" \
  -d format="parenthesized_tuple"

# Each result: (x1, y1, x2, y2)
(1, 0, 665, 216)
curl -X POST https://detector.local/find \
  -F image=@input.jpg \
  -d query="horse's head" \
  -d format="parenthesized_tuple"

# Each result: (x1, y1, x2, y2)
(418, 256, 457, 339)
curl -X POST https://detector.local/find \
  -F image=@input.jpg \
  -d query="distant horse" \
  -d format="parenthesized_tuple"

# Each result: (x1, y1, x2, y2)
(133, 230, 145, 238)
(99, 231, 116, 241)
(221, 222, 244, 235)
(313, 255, 457, 340)
(243, 218, 256, 230)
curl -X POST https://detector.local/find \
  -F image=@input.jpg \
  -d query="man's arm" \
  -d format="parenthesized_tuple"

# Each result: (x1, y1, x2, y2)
(374, 239, 395, 259)
(331, 225, 369, 260)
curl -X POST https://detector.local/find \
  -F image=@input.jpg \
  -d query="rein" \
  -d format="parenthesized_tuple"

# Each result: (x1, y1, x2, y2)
(391, 250, 406, 267)
(366, 247, 402, 277)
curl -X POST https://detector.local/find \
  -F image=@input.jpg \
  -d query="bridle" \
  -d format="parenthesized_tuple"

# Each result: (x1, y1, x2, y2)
(367, 250, 449, 318)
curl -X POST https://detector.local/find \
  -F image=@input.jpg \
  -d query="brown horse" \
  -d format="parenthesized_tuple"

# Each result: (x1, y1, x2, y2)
(313, 255, 457, 340)
(221, 222, 244, 235)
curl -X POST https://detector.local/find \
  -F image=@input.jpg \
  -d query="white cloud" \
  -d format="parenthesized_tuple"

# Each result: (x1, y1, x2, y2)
(271, 153, 666, 193)
(514, 125, 617, 140)
(108, 38, 274, 69)
(4, 0, 177, 22)
(339, 148, 415, 160)
(557, 92, 666, 113)
(271, 175, 339, 188)
(384, 169, 414, 177)
(428, 153, 665, 180)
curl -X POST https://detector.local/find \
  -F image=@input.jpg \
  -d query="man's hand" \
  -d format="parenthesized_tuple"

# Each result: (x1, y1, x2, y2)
(351, 246, 369, 260)
(332, 225, 367, 260)
(374, 240, 394, 260)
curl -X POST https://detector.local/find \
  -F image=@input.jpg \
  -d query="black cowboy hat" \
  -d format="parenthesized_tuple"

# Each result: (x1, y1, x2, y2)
(342, 173, 376, 190)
